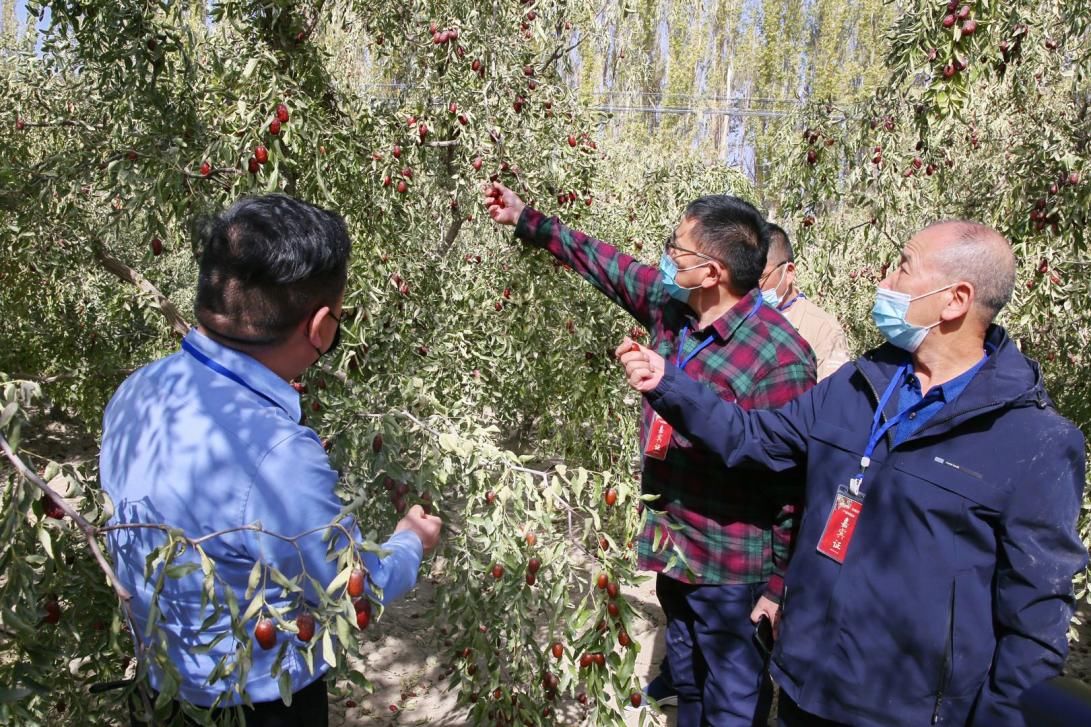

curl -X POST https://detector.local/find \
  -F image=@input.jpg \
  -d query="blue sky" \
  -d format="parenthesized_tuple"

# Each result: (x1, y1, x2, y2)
(14, 1, 49, 33)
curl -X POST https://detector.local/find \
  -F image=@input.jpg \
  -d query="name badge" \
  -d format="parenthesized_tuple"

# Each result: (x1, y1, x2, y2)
(816, 485, 864, 563)
(644, 414, 673, 460)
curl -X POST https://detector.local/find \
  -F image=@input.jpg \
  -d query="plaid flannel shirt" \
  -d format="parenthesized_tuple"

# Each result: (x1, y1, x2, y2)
(516, 208, 816, 600)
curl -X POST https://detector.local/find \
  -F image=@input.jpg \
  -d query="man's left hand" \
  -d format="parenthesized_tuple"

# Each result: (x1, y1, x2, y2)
(616, 338, 666, 393)
(751, 595, 781, 639)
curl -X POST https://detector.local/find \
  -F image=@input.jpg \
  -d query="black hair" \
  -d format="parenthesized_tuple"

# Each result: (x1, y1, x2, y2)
(764, 222, 795, 264)
(193, 194, 351, 344)
(682, 195, 769, 294)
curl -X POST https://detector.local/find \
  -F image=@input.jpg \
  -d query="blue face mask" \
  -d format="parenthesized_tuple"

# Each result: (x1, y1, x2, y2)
(761, 264, 789, 308)
(659, 253, 709, 303)
(871, 285, 952, 352)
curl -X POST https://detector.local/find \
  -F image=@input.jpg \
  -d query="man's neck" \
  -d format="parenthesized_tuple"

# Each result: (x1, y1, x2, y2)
(689, 286, 744, 330)
(911, 333, 986, 394)
(777, 284, 800, 310)
(197, 325, 299, 382)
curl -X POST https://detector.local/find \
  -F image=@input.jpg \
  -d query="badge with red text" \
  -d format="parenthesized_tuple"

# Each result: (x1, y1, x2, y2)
(816, 486, 864, 563)
(644, 414, 673, 460)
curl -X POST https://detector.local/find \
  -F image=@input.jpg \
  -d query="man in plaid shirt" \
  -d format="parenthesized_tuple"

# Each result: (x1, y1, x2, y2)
(486, 182, 816, 725)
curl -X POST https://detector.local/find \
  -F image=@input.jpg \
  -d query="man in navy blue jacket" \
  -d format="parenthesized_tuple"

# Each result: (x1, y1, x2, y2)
(616, 220, 1087, 726)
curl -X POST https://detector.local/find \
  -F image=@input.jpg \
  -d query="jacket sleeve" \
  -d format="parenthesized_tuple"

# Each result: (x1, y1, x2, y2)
(971, 423, 1088, 726)
(645, 360, 821, 473)
(248, 431, 423, 606)
(748, 361, 815, 603)
(515, 207, 664, 327)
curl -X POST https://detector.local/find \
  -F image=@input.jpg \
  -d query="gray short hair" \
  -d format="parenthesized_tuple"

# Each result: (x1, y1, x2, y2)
(926, 220, 1015, 324)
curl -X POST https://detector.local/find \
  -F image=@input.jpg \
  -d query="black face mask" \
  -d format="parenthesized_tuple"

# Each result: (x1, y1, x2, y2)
(313, 312, 342, 361)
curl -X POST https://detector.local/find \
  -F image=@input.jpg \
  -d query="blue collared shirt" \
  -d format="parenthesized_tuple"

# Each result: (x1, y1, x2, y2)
(100, 329, 423, 706)
(893, 353, 990, 446)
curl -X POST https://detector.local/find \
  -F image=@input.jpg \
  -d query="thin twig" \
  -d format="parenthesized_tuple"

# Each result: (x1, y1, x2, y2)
(422, 139, 461, 148)
(0, 432, 131, 603)
(540, 37, 586, 74)
(18, 118, 100, 132)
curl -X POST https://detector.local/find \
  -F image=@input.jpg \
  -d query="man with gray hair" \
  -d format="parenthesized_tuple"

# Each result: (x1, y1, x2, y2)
(617, 220, 1087, 726)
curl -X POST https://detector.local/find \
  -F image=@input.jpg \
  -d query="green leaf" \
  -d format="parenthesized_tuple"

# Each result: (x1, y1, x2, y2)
(0, 402, 19, 430)
(245, 561, 262, 599)
(321, 629, 337, 669)
(326, 565, 350, 595)
(164, 562, 200, 579)
(336, 615, 351, 645)
(0, 687, 33, 703)
(241, 595, 263, 625)
(37, 527, 53, 559)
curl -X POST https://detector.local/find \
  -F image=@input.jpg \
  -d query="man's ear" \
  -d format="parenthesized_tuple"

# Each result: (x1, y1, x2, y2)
(942, 281, 974, 321)
(704, 260, 727, 289)
(784, 261, 797, 285)
(306, 306, 331, 349)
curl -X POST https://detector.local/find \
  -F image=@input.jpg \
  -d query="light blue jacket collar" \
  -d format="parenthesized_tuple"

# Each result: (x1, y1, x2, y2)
(183, 329, 302, 422)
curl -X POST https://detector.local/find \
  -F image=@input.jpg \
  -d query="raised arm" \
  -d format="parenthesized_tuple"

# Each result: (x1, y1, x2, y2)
(486, 183, 664, 326)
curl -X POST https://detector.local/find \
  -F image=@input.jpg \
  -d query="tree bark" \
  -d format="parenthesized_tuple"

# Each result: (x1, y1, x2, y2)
(92, 246, 191, 337)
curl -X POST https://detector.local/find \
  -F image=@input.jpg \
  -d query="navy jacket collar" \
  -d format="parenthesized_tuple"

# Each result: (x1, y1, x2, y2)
(854, 325, 1050, 439)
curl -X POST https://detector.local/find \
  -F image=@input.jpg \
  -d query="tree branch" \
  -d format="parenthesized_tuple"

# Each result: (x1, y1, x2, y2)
(541, 37, 586, 74)
(0, 432, 132, 604)
(437, 217, 465, 259)
(19, 118, 100, 132)
(422, 139, 461, 148)
(91, 245, 191, 337)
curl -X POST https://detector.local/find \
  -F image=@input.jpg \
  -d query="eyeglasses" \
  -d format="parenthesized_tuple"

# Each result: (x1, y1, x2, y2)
(759, 260, 789, 285)
(664, 234, 720, 265)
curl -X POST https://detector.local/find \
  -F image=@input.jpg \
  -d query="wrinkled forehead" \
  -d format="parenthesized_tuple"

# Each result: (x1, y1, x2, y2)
(901, 226, 952, 274)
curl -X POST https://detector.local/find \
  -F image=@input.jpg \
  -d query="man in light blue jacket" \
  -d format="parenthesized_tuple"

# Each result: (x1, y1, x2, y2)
(617, 220, 1086, 726)
(100, 194, 441, 725)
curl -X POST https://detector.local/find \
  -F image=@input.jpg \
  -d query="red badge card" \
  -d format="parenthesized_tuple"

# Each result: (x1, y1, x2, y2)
(644, 414, 673, 460)
(816, 486, 864, 564)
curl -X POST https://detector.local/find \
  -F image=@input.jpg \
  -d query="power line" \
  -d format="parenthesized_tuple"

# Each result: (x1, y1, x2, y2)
(590, 104, 794, 118)
(357, 84, 800, 119)
(356, 82, 804, 113)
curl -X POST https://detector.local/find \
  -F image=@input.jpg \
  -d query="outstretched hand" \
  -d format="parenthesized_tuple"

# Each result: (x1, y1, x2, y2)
(615, 338, 666, 393)
(395, 504, 443, 553)
(483, 182, 526, 226)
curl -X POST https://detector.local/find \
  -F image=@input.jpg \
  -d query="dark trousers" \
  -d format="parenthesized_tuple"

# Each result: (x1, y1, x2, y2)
(657, 574, 773, 727)
(777, 691, 850, 726)
(130, 677, 328, 727)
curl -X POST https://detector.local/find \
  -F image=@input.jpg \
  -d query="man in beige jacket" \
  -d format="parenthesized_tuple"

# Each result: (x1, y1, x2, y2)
(760, 223, 851, 380)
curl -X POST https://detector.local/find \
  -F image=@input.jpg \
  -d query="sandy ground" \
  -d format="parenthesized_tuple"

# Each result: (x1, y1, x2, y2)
(329, 571, 674, 727)
(335, 574, 1091, 727)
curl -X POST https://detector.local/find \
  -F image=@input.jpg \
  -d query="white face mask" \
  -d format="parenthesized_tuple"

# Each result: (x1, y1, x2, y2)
(871, 284, 953, 352)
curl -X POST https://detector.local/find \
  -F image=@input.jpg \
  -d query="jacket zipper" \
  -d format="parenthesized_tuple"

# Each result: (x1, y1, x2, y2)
(932, 581, 956, 724)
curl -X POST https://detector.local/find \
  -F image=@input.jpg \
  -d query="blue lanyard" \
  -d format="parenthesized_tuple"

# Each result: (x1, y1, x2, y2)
(675, 328, 716, 370)
(675, 297, 763, 370)
(181, 337, 289, 416)
(851, 364, 934, 495)
(780, 292, 805, 312)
